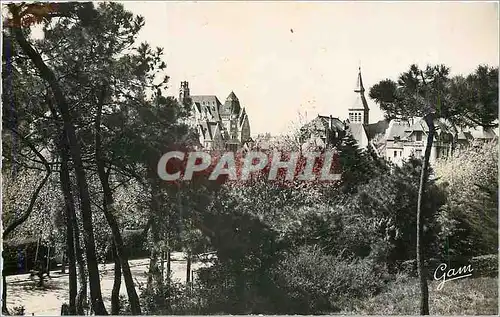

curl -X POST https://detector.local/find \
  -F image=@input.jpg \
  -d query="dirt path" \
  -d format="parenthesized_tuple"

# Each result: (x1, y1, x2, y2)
(6, 254, 208, 316)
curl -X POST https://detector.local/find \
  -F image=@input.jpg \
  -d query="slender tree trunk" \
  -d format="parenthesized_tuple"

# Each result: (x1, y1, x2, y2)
(186, 251, 191, 284)
(416, 113, 435, 315)
(73, 220, 87, 315)
(10, 12, 107, 314)
(59, 131, 78, 315)
(50, 105, 88, 316)
(111, 243, 122, 315)
(62, 138, 87, 316)
(61, 252, 66, 274)
(94, 87, 142, 314)
(146, 168, 167, 310)
(166, 247, 171, 280)
(46, 247, 51, 277)
(161, 247, 165, 281)
(61, 165, 77, 313)
(2, 274, 8, 315)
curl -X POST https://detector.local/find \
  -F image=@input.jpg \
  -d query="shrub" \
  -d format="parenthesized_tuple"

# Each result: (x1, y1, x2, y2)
(271, 246, 389, 314)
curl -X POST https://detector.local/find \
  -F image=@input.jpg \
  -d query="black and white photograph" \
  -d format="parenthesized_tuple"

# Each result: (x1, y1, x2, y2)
(1, 1, 498, 315)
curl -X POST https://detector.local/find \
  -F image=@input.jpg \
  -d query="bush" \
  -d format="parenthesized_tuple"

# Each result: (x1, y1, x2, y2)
(271, 246, 389, 314)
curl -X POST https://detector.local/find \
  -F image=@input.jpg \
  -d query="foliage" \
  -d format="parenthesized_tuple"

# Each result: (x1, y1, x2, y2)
(369, 64, 498, 128)
(434, 141, 498, 256)
(346, 158, 446, 265)
(270, 246, 389, 314)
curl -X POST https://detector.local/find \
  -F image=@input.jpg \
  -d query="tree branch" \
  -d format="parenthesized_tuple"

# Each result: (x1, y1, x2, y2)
(3, 128, 51, 240)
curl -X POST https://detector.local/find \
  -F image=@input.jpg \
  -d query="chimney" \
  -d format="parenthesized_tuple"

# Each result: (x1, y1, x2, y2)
(329, 115, 333, 130)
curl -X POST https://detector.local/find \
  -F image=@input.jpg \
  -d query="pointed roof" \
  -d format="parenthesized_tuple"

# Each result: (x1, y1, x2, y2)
(349, 67, 369, 111)
(222, 91, 241, 115)
(226, 91, 238, 101)
(354, 67, 365, 93)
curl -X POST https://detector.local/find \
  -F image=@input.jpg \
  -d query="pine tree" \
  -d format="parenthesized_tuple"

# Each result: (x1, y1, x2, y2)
(337, 133, 371, 193)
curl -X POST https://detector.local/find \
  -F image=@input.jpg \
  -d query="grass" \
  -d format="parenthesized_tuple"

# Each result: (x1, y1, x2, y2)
(343, 274, 498, 315)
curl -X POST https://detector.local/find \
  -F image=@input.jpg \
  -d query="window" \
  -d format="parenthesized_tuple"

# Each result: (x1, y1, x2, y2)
(415, 149, 422, 157)
(394, 150, 397, 158)
(415, 131, 422, 141)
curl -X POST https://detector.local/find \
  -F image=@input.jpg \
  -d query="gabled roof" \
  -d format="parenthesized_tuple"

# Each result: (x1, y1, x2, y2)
(301, 115, 346, 132)
(457, 131, 473, 141)
(317, 115, 345, 130)
(347, 123, 367, 144)
(221, 91, 241, 116)
(385, 120, 410, 141)
(199, 120, 221, 141)
(226, 91, 238, 101)
(191, 95, 221, 105)
(191, 95, 222, 120)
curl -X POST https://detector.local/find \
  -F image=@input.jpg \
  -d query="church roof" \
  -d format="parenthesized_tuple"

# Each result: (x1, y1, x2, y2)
(349, 67, 369, 111)
(347, 123, 367, 144)
(350, 95, 369, 111)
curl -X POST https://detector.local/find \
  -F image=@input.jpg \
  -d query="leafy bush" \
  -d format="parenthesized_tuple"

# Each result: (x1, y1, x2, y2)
(346, 157, 446, 267)
(271, 246, 389, 314)
(435, 140, 498, 256)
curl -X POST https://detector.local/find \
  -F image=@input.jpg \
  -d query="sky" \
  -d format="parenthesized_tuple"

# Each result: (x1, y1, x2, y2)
(121, 1, 498, 136)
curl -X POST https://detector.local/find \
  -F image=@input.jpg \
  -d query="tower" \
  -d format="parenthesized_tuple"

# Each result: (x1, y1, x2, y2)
(348, 67, 369, 125)
(179, 81, 190, 104)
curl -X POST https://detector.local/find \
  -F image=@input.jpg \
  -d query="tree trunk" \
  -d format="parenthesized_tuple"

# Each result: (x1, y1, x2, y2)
(186, 252, 191, 284)
(2, 274, 8, 315)
(94, 87, 142, 314)
(416, 113, 435, 315)
(59, 131, 78, 315)
(11, 12, 107, 315)
(63, 139, 87, 316)
(46, 247, 51, 277)
(73, 220, 87, 315)
(167, 249, 171, 280)
(50, 105, 87, 315)
(61, 252, 66, 274)
(111, 243, 122, 315)
(146, 168, 167, 310)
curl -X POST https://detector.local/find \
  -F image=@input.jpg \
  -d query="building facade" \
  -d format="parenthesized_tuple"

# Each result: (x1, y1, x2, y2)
(179, 81, 251, 151)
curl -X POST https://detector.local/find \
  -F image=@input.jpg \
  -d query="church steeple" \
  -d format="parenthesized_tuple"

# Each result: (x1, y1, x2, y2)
(348, 67, 370, 125)
(354, 67, 365, 93)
